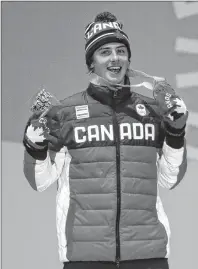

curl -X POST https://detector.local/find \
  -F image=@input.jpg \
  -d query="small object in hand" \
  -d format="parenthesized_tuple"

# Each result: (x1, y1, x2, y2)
(153, 80, 179, 117)
(30, 89, 52, 113)
(153, 80, 176, 100)
(153, 80, 188, 133)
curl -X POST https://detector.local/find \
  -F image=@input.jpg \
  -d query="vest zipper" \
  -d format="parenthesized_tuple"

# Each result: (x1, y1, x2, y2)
(112, 90, 121, 268)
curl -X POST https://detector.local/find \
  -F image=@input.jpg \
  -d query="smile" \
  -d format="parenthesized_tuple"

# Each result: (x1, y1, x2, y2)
(107, 67, 122, 74)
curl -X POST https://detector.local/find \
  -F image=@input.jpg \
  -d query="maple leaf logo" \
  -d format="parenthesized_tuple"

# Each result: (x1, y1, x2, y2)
(167, 98, 187, 121)
(26, 124, 46, 143)
(174, 98, 187, 114)
(167, 114, 174, 121)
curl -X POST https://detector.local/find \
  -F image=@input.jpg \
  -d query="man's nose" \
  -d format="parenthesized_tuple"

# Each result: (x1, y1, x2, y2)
(110, 50, 118, 61)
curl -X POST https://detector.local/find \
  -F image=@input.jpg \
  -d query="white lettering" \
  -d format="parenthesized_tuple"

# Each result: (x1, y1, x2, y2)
(133, 123, 144, 139)
(103, 22, 113, 29)
(86, 22, 123, 40)
(88, 125, 100, 141)
(74, 123, 156, 143)
(120, 123, 132, 140)
(87, 31, 93, 40)
(93, 23, 102, 34)
(112, 22, 121, 29)
(145, 124, 155, 141)
(167, 103, 173, 109)
(74, 127, 86, 143)
(164, 93, 173, 109)
(101, 125, 114, 141)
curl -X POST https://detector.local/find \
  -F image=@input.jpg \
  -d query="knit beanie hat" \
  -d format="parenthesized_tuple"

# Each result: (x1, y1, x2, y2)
(85, 12, 131, 68)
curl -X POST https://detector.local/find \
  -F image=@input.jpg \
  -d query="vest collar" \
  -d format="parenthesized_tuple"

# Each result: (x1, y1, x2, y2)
(87, 76, 132, 106)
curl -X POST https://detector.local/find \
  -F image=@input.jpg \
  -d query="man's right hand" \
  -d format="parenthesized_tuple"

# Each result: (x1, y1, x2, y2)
(23, 105, 63, 153)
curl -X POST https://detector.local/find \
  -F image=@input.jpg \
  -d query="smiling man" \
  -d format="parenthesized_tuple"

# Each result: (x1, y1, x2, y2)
(85, 14, 131, 86)
(91, 43, 129, 84)
(23, 12, 188, 269)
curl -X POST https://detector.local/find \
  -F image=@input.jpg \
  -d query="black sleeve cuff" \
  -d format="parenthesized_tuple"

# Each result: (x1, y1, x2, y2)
(165, 135, 185, 149)
(24, 146, 48, 160)
(165, 122, 186, 136)
(165, 123, 185, 149)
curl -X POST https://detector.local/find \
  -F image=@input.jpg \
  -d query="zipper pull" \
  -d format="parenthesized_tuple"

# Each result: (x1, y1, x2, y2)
(113, 90, 118, 98)
(116, 258, 120, 268)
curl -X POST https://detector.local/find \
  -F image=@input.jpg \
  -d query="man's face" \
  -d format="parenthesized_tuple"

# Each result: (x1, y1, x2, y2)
(92, 42, 129, 84)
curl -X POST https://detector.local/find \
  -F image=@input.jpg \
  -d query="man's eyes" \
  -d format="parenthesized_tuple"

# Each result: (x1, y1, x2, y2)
(100, 49, 127, 55)
(117, 49, 126, 54)
(100, 50, 111, 55)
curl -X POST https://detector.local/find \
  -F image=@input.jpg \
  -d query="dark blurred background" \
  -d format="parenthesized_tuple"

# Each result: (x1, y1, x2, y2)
(2, 2, 198, 269)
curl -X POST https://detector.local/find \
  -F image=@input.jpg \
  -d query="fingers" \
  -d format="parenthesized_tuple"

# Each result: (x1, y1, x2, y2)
(25, 105, 63, 148)
(44, 133, 62, 146)
(163, 104, 178, 117)
(164, 113, 188, 130)
(45, 105, 63, 121)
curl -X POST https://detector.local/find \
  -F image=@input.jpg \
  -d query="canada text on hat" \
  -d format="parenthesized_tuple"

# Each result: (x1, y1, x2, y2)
(85, 22, 122, 41)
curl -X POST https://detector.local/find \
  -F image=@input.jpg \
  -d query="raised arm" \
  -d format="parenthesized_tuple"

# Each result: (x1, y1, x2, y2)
(153, 80, 188, 189)
(23, 105, 67, 191)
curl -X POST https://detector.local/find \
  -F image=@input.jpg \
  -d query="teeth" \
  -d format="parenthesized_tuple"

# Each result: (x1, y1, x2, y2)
(108, 67, 120, 70)
(108, 67, 121, 73)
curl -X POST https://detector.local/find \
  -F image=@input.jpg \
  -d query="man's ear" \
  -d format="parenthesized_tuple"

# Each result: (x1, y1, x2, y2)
(89, 62, 94, 73)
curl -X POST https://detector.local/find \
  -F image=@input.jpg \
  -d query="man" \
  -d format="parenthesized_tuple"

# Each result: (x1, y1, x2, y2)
(23, 11, 188, 269)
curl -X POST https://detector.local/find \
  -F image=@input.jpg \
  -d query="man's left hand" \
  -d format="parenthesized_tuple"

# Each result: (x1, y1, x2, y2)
(153, 80, 188, 136)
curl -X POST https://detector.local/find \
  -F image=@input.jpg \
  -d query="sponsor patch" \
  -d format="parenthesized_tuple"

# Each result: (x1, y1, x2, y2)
(136, 104, 147, 116)
(75, 105, 89, 119)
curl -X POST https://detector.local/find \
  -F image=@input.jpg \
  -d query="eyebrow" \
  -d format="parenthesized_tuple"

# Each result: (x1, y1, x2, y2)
(99, 45, 126, 50)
